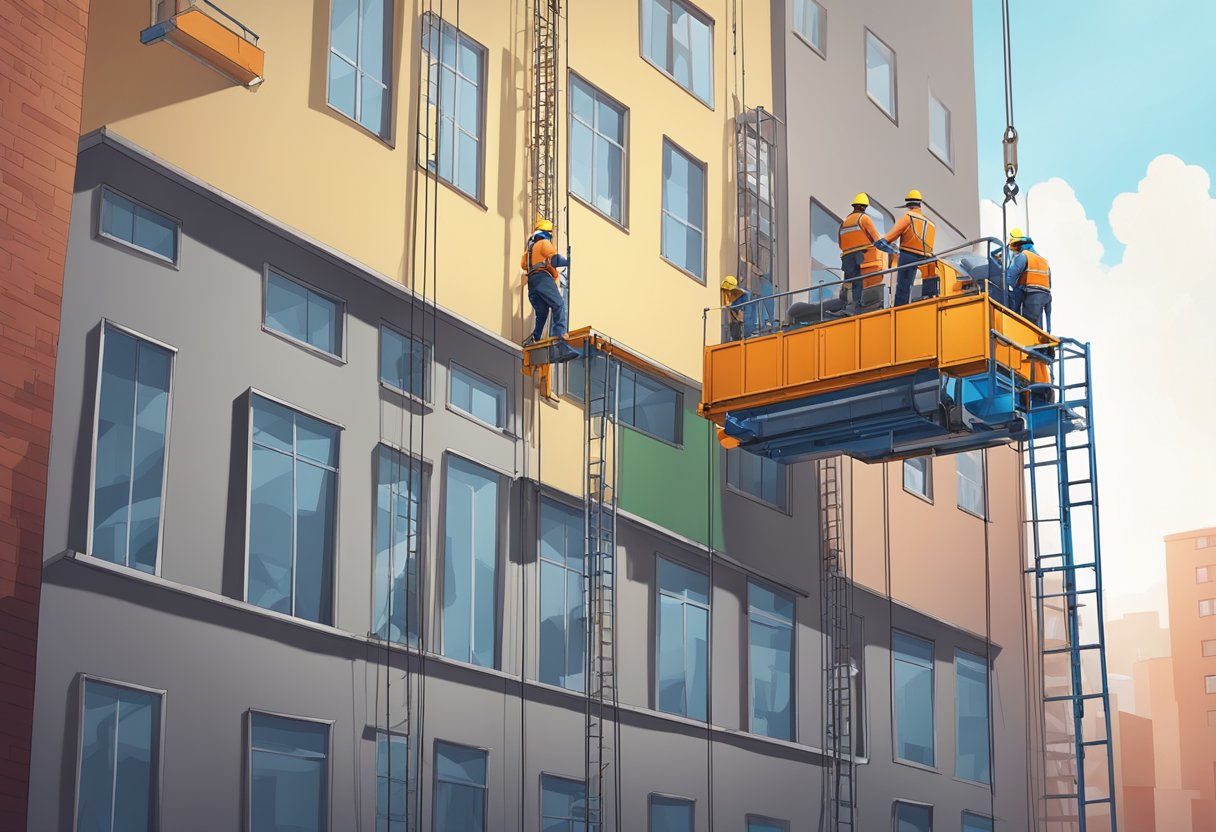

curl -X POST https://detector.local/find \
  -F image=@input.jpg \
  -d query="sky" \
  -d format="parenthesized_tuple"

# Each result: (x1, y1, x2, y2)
(971, 1, 1216, 617)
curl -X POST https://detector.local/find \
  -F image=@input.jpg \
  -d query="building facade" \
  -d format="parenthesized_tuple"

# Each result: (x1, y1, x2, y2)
(23, 0, 1036, 830)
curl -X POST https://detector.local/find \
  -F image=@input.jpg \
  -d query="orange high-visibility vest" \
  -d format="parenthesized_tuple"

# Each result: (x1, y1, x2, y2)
(521, 236, 560, 287)
(838, 211, 878, 256)
(860, 246, 887, 288)
(896, 211, 936, 256)
(1018, 250, 1052, 290)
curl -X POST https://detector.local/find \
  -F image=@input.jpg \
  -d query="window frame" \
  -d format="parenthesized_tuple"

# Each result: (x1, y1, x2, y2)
(539, 772, 588, 830)
(648, 792, 696, 832)
(660, 136, 709, 283)
(747, 579, 796, 741)
(1197, 565, 1213, 583)
(72, 673, 166, 832)
(95, 184, 182, 267)
(375, 730, 411, 832)
(325, 0, 395, 141)
(1200, 598, 1215, 617)
(372, 443, 430, 647)
(537, 495, 588, 692)
(242, 389, 344, 625)
(245, 708, 334, 832)
(953, 648, 991, 785)
(956, 450, 987, 519)
(432, 739, 490, 832)
(892, 629, 937, 769)
(1208, 675, 1216, 695)
(902, 456, 933, 503)
(1202, 639, 1216, 658)
(563, 358, 685, 448)
(808, 197, 844, 299)
(725, 447, 790, 513)
(378, 322, 434, 404)
(746, 814, 791, 832)
(418, 13, 488, 203)
(568, 71, 630, 229)
(863, 28, 898, 124)
(447, 361, 510, 432)
(791, 0, 826, 59)
(928, 89, 954, 171)
(87, 320, 177, 577)
(892, 800, 934, 832)
(261, 265, 348, 362)
(638, 0, 716, 109)
(962, 811, 995, 832)
(655, 556, 711, 720)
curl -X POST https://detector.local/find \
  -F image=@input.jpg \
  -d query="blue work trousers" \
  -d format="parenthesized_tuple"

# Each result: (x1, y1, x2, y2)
(1020, 288, 1051, 330)
(841, 251, 865, 308)
(528, 277, 567, 340)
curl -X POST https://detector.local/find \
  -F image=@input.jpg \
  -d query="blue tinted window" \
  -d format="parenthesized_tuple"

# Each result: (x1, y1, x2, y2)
(249, 713, 329, 832)
(248, 395, 339, 624)
(567, 357, 681, 445)
(376, 733, 408, 832)
(894, 802, 932, 832)
(328, 0, 391, 136)
(641, 0, 713, 105)
(657, 558, 709, 720)
(264, 271, 343, 357)
(76, 679, 160, 832)
(893, 631, 935, 765)
(727, 448, 787, 509)
(570, 76, 626, 223)
(99, 188, 178, 263)
(962, 813, 993, 832)
(649, 794, 693, 832)
(434, 743, 487, 832)
(541, 774, 587, 831)
(955, 650, 991, 783)
(450, 365, 506, 429)
(747, 820, 786, 832)
(420, 15, 485, 199)
(956, 450, 985, 516)
(92, 325, 172, 574)
(443, 457, 499, 667)
(748, 581, 794, 740)
(539, 498, 586, 691)
(374, 446, 424, 646)
(379, 325, 431, 398)
(661, 140, 706, 278)
(903, 457, 932, 499)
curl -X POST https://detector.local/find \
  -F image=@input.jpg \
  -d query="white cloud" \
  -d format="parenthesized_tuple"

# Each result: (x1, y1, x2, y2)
(982, 155, 1216, 612)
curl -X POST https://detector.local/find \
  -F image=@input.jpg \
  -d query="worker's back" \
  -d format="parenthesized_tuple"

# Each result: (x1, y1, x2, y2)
(522, 234, 560, 285)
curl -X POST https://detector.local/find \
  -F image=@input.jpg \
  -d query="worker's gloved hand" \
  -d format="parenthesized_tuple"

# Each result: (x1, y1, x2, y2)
(874, 239, 894, 254)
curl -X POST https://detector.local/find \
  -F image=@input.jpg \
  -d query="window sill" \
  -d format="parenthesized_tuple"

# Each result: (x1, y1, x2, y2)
(866, 93, 898, 126)
(324, 101, 396, 149)
(725, 483, 790, 516)
(261, 325, 347, 366)
(791, 30, 826, 60)
(96, 230, 180, 269)
(953, 774, 993, 789)
(379, 380, 433, 410)
(418, 164, 489, 212)
(902, 485, 934, 505)
(929, 145, 955, 173)
(957, 504, 988, 521)
(659, 253, 707, 285)
(639, 55, 715, 112)
(893, 757, 941, 775)
(446, 402, 514, 439)
(570, 192, 629, 235)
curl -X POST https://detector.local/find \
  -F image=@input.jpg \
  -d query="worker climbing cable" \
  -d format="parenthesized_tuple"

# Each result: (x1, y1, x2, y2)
(875, 189, 937, 306)
(520, 217, 577, 361)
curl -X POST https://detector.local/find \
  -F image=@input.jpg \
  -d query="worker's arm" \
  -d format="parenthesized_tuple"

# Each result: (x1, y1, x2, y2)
(552, 252, 569, 268)
(861, 215, 879, 243)
(1005, 251, 1028, 285)
(880, 214, 910, 245)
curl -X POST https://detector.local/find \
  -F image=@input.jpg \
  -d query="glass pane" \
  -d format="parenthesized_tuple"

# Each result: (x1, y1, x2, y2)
(688, 11, 712, 104)
(595, 137, 622, 221)
(865, 32, 895, 116)
(380, 326, 405, 389)
(457, 36, 479, 78)
(684, 226, 704, 278)
(93, 329, 138, 566)
(963, 813, 993, 832)
(360, 0, 386, 79)
(305, 289, 339, 354)
(630, 373, 679, 442)
(956, 652, 990, 783)
(471, 462, 497, 667)
(539, 498, 581, 569)
(132, 205, 176, 261)
(360, 77, 388, 136)
(78, 681, 159, 832)
(444, 458, 498, 666)
(328, 52, 357, 118)
(565, 567, 585, 691)
(538, 560, 567, 686)
(571, 78, 594, 123)
(456, 130, 480, 197)
(541, 775, 586, 822)
(748, 821, 785, 832)
(252, 395, 293, 452)
(329, 0, 357, 58)
(642, 0, 670, 71)
(436, 742, 486, 785)
(248, 445, 294, 615)
(657, 593, 686, 715)
(294, 463, 336, 624)
(649, 795, 693, 832)
(596, 98, 622, 143)
(661, 214, 686, 271)
(749, 582, 794, 622)
(749, 615, 792, 739)
(686, 604, 708, 721)
(101, 190, 136, 244)
(670, 3, 692, 88)
(658, 558, 708, 605)
(250, 725, 327, 832)
(894, 633, 935, 765)
(570, 119, 593, 205)
(296, 415, 338, 467)
(435, 782, 485, 832)
(128, 342, 171, 573)
(265, 272, 311, 344)
(456, 77, 479, 137)
(930, 95, 951, 162)
(894, 803, 931, 832)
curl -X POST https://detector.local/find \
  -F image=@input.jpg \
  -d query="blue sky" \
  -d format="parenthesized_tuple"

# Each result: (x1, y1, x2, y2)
(972, 0, 1216, 264)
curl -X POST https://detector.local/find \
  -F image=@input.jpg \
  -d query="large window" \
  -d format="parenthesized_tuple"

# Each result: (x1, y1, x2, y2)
(434, 743, 487, 832)
(248, 712, 330, 832)
(1207, 675, 1216, 694)
(809, 199, 842, 298)
(661, 139, 707, 280)
(374, 445, 425, 646)
(1201, 598, 1215, 617)
(792, 0, 825, 56)
(893, 631, 935, 766)
(657, 558, 709, 720)
(264, 269, 344, 358)
(247, 395, 339, 625)
(450, 364, 507, 430)
(568, 357, 683, 445)
(748, 581, 794, 740)
(962, 813, 994, 832)
(894, 802, 932, 832)
(1197, 565, 1213, 583)
(541, 774, 588, 831)
(727, 448, 788, 510)
(1203, 639, 1216, 657)
(539, 498, 586, 691)
(443, 456, 500, 667)
(956, 450, 986, 517)
(91, 324, 173, 574)
(376, 733, 409, 832)
(864, 30, 896, 121)
(649, 794, 694, 832)
(955, 650, 991, 784)
(327, 0, 392, 136)
(75, 678, 162, 832)
(929, 92, 952, 167)
(570, 76, 627, 224)
(99, 187, 179, 264)
(640, 0, 713, 106)
(902, 457, 932, 501)
(419, 15, 485, 199)
(379, 325, 431, 400)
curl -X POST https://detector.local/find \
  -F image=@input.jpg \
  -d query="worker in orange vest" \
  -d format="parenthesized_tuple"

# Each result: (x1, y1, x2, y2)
(520, 217, 570, 347)
(838, 193, 879, 312)
(1005, 228, 1052, 330)
(875, 189, 937, 306)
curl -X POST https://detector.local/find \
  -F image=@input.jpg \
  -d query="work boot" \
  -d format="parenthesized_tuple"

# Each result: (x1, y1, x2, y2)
(521, 334, 537, 348)
(552, 340, 580, 363)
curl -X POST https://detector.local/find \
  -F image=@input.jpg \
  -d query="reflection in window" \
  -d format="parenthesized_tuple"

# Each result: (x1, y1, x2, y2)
(957, 450, 985, 516)
(657, 558, 709, 720)
(727, 448, 787, 509)
(963, 812, 993, 832)
(955, 650, 991, 784)
(865, 30, 896, 119)
(327, 0, 392, 136)
(894, 802, 932, 832)
(443, 457, 499, 667)
(76, 679, 161, 832)
(649, 794, 694, 832)
(809, 199, 842, 300)
(641, 0, 714, 105)
(749, 581, 794, 740)
(249, 713, 329, 832)
(541, 774, 587, 832)
(376, 733, 408, 832)
(893, 631, 934, 766)
(662, 140, 706, 279)
(450, 365, 507, 429)
(567, 358, 682, 445)
(264, 270, 343, 357)
(99, 188, 178, 263)
(539, 498, 586, 691)
(930, 93, 952, 166)
(570, 77, 626, 223)
(374, 445, 424, 646)
(379, 326, 431, 399)
(903, 457, 932, 500)
(419, 15, 485, 199)
(792, 0, 825, 54)
(434, 743, 487, 832)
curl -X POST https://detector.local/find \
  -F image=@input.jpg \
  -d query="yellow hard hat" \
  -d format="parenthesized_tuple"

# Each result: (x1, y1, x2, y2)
(904, 189, 924, 204)
(851, 192, 870, 208)
(534, 217, 554, 233)
(721, 275, 739, 291)
(1009, 227, 1032, 245)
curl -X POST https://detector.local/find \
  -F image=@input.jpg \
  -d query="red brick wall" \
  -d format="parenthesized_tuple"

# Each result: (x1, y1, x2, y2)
(0, 0, 89, 825)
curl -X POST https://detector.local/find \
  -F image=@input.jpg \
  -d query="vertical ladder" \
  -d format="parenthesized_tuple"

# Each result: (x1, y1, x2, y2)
(584, 347, 619, 832)
(531, 0, 560, 228)
(1024, 339, 1118, 832)
(817, 456, 855, 832)
(735, 108, 780, 331)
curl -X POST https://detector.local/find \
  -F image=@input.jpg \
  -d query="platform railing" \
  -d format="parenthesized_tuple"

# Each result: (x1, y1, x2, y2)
(157, 0, 260, 44)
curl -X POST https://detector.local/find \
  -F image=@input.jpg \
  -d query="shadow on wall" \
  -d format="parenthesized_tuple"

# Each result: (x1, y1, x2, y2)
(66, 323, 102, 555)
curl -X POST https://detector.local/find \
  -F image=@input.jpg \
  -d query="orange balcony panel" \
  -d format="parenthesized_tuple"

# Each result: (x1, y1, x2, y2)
(141, 7, 265, 88)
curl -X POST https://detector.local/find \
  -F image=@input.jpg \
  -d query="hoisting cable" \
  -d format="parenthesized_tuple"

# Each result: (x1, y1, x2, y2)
(982, 455, 997, 827)
(999, 0, 1018, 292)
(703, 309, 716, 832)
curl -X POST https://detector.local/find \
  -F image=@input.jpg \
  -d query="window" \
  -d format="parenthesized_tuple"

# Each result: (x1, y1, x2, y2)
(792, 0, 825, 56)
(661, 140, 707, 279)
(864, 30, 896, 121)
(376, 733, 408, 832)
(748, 581, 794, 740)
(91, 324, 173, 574)
(264, 270, 344, 358)
(1198, 565, 1213, 583)
(541, 774, 587, 831)
(442, 456, 500, 667)
(327, 0, 392, 136)
(929, 92, 952, 167)
(956, 450, 985, 517)
(657, 558, 709, 720)
(248, 712, 330, 832)
(809, 199, 842, 299)
(419, 15, 485, 199)
(75, 678, 162, 832)
(434, 743, 487, 832)
(955, 650, 991, 784)
(539, 498, 586, 691)
(450, 364, 507, 429)
(1202, 639, 1216, 657)
(1208, 675, 1216, 695)
(962, 813, 994, 832)
(568, 357, 683, 445)
(893, 802, 932, 832)
(1208, 710, 1216, 728)
(379, 325, 431, 399)
(374, 445, 425, 646)
(893, 631, 935, 766)
(1201, 598, 1215, 617)
(727, 448, 788, 510)
(247, 395, 340, 625)
(99, 187, 179, 263)
(649, 794, 694, 832)
(570, 76, 627, 224)
(747, 817, 788, 832)
(1197, 535, 1211, 549)
(902, 457, 932, 501)
(640, 0, 713, 105)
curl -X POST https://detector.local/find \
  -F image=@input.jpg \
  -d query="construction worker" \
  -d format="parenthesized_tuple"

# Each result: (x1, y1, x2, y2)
(721, 275, 753, 341)
(520, 217, 570, 347)
(1004, 228, 1052, 329)
(838, 193, 879, 312)
(875, 189, 937, 306)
